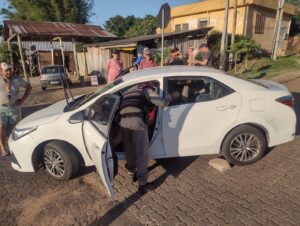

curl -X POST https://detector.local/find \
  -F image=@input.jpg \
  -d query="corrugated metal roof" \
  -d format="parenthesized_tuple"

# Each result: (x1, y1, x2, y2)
(20, 41, 73, 51)
(4, 20, 118, 41)
(85, 27, 212, 47)
(0, 36, 72, 51)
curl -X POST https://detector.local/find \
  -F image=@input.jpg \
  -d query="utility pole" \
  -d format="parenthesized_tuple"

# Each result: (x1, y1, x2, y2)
(272, 0, 285, 60)
(161, 8, 165, 66)
(231, 0, 238, 46)
(219, 0, 230, 71)
(229, 0, 238, 70)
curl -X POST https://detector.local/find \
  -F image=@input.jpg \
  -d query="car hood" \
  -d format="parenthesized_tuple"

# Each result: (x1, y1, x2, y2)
(17, 100, 67, 129)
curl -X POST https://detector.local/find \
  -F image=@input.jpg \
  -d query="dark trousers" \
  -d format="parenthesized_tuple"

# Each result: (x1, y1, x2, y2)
(120, 117, 149, 185)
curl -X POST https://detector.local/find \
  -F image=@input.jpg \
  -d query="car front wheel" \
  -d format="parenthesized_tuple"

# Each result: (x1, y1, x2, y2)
(43, 141, 79, 180)
(222, 125, 267, 166)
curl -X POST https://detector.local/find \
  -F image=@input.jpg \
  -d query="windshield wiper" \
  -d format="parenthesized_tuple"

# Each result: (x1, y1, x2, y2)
(67, 93, 94, 111)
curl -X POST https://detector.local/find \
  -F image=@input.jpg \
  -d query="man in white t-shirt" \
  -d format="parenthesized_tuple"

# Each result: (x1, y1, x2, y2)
(0, 62, 32, 156)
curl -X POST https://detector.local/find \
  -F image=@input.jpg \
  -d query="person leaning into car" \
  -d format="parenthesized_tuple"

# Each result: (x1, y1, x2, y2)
(0, 62, 32, 156)
(120, 82, 181, 193)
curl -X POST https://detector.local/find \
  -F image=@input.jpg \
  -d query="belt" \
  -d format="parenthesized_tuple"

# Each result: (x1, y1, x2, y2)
(121, 112, 144, 118)
(0, 104, 9, 107)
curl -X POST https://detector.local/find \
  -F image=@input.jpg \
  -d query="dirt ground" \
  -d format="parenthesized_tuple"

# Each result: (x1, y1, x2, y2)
(23, 76, 102, 106)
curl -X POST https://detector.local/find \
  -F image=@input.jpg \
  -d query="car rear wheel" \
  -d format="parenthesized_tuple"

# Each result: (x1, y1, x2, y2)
(222, 125, 267, 166)
(41, 87, 46, 91)
(43, 141, 79, 180)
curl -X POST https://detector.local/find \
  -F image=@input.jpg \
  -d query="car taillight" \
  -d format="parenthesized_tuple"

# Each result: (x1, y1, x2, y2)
(276, 96, 294, 108)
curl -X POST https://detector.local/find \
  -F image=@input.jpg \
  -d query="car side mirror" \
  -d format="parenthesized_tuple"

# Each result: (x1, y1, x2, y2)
(69, 111, 84, 124)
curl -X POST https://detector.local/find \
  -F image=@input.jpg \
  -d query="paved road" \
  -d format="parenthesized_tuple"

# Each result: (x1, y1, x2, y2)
(0, 78, 300, 225)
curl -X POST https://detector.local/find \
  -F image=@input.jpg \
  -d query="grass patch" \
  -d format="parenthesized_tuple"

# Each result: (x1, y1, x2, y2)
(231, 55, 300, 79)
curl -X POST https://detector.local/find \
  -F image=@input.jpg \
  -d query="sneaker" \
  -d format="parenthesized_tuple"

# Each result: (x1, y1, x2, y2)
(125, 164, 136, 175)
(138, 182, 156, 194)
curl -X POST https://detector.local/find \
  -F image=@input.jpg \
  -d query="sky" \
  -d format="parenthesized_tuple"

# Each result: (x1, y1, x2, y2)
(0, 0, 199, 26)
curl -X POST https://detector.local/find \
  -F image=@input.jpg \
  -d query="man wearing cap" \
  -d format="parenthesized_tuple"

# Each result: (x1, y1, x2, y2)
(0, 62, 32, 156)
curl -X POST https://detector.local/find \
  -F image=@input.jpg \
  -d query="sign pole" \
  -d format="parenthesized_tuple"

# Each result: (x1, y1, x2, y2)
(161, 9, 165, 66)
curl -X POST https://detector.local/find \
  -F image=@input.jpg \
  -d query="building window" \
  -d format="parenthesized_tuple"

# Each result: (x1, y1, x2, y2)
(198, 19, 208, 28)
(255, 14, 265, 34)
(182, 23, 189, 31)
(175, 24, 181, 31)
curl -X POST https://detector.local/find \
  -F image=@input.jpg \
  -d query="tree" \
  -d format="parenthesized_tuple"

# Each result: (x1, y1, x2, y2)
(104, 15, 157, 38)
(0, 0, 94, 24)
(229, 38, 261, 72)
(0, 42, 21, 72)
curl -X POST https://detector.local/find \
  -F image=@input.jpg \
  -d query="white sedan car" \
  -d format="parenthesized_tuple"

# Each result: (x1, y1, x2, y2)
(8, 66, 296, 199)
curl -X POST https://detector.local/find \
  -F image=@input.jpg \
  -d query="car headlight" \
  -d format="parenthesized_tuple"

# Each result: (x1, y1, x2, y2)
(12, 126, 37, 141)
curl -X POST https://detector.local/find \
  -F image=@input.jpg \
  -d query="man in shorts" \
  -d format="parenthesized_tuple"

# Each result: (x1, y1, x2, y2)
(0, 62, 32, 156)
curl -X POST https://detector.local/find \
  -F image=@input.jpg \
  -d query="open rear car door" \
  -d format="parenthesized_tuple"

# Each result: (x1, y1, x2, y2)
(82, 94, 120, 200)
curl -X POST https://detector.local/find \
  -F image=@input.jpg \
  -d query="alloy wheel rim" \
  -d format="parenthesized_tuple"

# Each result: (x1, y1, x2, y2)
(229, 133, 261, 162)
(44, 149, 65, 177)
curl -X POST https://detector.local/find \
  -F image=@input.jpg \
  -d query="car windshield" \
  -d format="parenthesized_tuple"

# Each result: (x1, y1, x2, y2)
(42, 66, 64, 74)
(68, 78, 124, 111)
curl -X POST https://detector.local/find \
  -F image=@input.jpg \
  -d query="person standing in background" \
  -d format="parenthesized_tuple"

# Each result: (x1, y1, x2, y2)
(187, 47, 195, 66)
(107, 50, 123, 83)
(0, 62, 32, 156)
(140, 48, 156, 69)
(165, 47, 184, 65)
(194, 44, 213, 67)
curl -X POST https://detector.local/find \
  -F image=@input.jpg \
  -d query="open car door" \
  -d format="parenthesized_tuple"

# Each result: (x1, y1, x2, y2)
(82, 94, 120, 200)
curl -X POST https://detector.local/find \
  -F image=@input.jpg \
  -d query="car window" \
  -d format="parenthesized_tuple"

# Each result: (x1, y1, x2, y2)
(165, 77, 234, 106)
(88, 95, 119, 138)
(42, 66, 64, 74)
(69, 78, 124, 111)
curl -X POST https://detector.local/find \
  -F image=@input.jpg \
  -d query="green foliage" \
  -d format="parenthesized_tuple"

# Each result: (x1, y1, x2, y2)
(208, 30, 249, 54)
(153, 39, 171, 65)
(0, 0, 94, 24)
(207, 30, 222, 54)
(229, 38, 261, 71)
(0, 42, 20, 71)
(104, 15, 157, 38)
(0, 24, 3, 36)
(287, 0, 300, 35)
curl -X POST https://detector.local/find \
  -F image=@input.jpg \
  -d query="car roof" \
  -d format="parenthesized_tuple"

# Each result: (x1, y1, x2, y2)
(122, 66, 224, 82)
(117, 66, 266, 92)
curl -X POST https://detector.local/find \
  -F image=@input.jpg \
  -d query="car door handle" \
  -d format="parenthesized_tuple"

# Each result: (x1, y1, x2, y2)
(216, 105, 237, 111)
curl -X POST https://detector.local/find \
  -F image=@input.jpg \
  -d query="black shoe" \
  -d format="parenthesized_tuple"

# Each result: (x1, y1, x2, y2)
(132, 173, 137, 183)
(138, 182, 155, 194)
(125, 164, 136, 175)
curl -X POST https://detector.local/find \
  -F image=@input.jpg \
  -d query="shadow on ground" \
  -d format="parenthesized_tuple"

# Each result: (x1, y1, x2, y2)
(89, 156, 197, 226)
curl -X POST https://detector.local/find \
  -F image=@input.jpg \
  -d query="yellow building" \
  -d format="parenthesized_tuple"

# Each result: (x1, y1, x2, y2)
(158, 0, 297, 53)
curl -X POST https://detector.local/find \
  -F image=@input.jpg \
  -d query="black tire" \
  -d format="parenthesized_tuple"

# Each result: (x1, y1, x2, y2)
(43, 141, 80, 180)
(42, 87, 46, 91)
(221, 125, 267, 166)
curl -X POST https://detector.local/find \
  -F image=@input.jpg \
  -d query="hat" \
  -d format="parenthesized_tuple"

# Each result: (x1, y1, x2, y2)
(1, 62, 12, 71)
(143, 47, 150, 55)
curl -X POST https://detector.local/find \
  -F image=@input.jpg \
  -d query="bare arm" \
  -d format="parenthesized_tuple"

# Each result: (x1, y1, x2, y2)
(144, 88, 172, 108)
(194, 58, 208, 66)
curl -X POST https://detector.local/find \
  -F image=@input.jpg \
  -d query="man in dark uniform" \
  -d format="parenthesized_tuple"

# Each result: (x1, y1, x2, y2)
(119, 82, 179, 193)
(195, 44, 213, 67)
